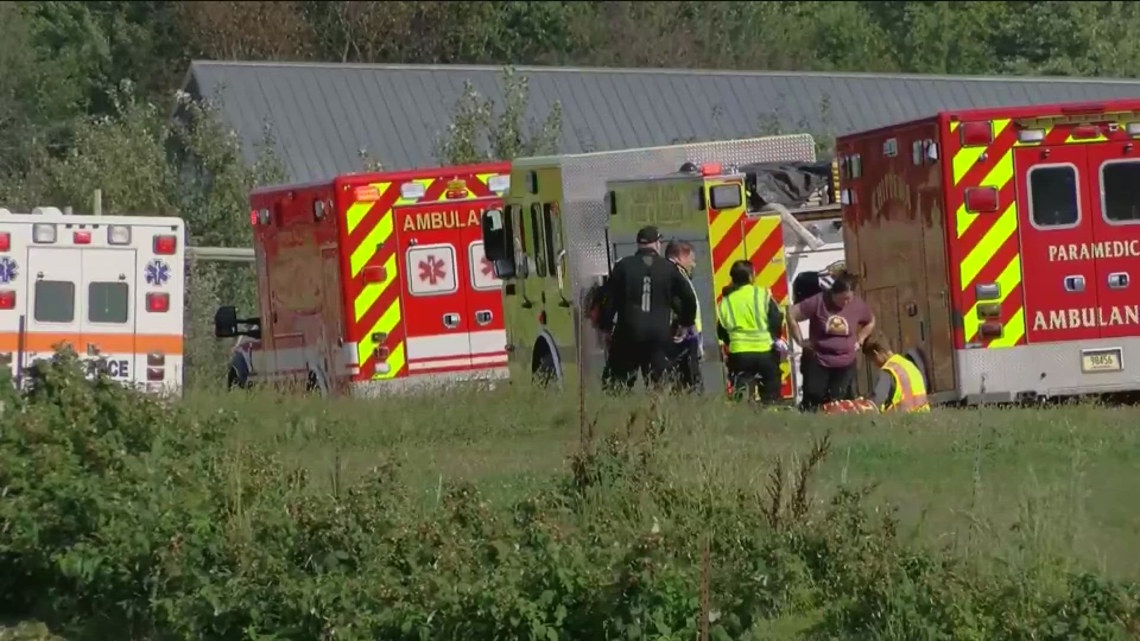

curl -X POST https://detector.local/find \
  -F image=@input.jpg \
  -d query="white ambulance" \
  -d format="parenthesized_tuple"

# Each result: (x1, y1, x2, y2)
(0, 207, 186, 394)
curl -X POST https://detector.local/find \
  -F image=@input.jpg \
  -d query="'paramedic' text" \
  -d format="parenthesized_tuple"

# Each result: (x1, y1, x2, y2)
(1032, 305, 1140, 331)
(403, 209, 480, 232)
(1047, 240, 1140, 262)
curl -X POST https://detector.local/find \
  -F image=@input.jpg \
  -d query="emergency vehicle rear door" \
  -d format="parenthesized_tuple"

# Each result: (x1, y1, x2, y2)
(1084, 144, 1140, 340)
(24, 247, 82, 366)
(466, 204, 507, 371)
(1013, 145, 1100, 343)
(81, 248, 138, 384)
(397, 204, 475, 375)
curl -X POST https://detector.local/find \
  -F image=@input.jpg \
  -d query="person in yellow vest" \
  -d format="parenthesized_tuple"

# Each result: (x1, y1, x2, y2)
(862, 336, 931, 413)
(665, 240, 703, 394)
(716, 260, 783, 403)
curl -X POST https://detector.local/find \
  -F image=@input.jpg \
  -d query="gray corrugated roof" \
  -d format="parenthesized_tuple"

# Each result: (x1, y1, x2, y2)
(182, 61, 1140, 183)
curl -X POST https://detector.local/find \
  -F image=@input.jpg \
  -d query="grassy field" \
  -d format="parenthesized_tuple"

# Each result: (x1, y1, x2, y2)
(191, 382, 1140, 581)
(3, 355, 1140, 640)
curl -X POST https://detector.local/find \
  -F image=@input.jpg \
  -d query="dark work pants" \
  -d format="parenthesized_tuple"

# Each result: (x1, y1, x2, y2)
(726, 351, 782, 403)
(604, 338, 672, 392)
(800, 355, 857, 411)
(667, 340, 703, 395)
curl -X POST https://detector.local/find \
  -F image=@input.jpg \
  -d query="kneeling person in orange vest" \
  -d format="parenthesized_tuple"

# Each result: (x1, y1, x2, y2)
(862, 336, 931, 413)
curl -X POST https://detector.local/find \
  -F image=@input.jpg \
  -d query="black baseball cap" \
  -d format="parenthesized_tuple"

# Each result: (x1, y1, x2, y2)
(636, 226, 663, 244)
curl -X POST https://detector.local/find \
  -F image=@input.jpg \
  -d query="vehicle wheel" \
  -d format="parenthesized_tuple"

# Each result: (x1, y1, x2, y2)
(533, 351, 557, 387)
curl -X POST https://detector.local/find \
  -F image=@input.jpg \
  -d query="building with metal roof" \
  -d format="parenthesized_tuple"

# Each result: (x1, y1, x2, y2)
(180, 61, 1140, 183)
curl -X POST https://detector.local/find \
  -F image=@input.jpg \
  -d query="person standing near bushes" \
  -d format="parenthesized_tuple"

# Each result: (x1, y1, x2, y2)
(786, 273, 875, 411)
(716, 260, 784, 403)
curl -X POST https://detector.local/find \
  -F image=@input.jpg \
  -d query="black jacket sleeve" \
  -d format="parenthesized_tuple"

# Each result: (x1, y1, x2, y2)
(716, 321, 731, 345)
(669, 266, 698, 327)
(598, 260, 625, 333)
(767, 298, 784, 336)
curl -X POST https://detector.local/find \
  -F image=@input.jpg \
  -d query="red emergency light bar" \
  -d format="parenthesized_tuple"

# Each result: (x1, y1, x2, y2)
(0, 232, 9, 252)
(73, 231, 92, 245)
(700, 163, 723, 176)
(0, 290, 14, 309)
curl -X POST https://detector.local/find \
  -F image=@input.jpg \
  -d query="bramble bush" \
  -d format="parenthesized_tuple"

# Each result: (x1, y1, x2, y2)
(1, 353, 1138, 640)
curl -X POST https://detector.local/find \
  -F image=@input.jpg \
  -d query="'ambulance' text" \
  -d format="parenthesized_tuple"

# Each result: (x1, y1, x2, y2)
(403, 210, 480, 232)
(1032, 305, 1140, 331)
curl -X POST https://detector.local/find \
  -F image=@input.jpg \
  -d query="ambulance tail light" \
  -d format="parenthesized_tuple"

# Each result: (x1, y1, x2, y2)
(399, 182, 426, 200)
(153, 234, 177, 255)
(487, 174, 510, 193)
(0, 290, 14, 310)
(72, 230, 92, 245)
(146, 292, 170, 313)
(700, 162, 723, 176)
(33, 223, 56, 244)
(108, 225, 131, 245)
(958, 121, 994, 147)
(371, 331, 391, 374)
(979, 322, 1004, 339)
(1016, 128, 1046, 143)
(147, 352, 166, 382)
(0, 232, 9, 252)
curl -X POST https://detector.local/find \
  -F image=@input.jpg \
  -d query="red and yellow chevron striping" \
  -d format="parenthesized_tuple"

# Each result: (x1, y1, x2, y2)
(344, 173, 498, 380)
(706, 179, 794, 398)
(947, 119, 1026, 350)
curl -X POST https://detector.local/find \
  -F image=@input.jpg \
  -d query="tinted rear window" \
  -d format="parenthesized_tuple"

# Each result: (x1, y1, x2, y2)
(88, 282, 130, 323)
(34, 281, 76, 323)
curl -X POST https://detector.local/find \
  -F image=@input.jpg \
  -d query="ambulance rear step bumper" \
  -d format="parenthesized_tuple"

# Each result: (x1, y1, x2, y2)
(951, 337, 1140, 404)
(350, 366, 510, 398)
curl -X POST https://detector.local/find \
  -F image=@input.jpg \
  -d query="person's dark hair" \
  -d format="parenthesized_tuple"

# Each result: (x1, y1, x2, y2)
(861, 334, 892, 356)
(721, 260, 754, 297)
(830, 273, 853, 294)
(664, 240, 693, 260)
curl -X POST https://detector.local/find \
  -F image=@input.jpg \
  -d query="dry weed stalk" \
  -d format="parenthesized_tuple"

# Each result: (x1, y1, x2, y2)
(763, 433, 832, 531)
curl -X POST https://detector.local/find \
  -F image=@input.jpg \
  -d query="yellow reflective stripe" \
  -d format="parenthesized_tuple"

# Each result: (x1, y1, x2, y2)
(962, 254, 1021, 344)
(349, 213, 395, 278)
(956, 145, 1014, 239)
(959, 202, 1016, 289)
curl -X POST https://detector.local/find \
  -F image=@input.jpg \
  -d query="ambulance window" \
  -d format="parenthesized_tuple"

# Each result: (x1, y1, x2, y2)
(529, 203, 547, 277)
(88, 282, 130, 323)
(709, 184, 742, 210)
(1100, 161, 1140, 224)
(1028, 165, 1080, 228)
(34, 281, 76, 323)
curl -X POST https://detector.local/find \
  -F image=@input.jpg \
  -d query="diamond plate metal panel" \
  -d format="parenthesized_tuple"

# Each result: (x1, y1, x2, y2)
(547, 134, 817, 388)
(955, 337, 1140, 403)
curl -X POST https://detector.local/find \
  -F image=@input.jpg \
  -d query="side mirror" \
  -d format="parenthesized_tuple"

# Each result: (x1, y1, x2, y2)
(481, 209, 508, 261)
(214, 305, 239, 338)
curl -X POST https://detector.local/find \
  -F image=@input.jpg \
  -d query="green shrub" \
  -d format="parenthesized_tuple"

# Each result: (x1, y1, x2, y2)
(1, 353, 1138, 640)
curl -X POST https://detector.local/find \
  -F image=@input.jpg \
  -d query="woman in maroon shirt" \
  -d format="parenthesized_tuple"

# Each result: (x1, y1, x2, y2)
(787, 275, 876, 411)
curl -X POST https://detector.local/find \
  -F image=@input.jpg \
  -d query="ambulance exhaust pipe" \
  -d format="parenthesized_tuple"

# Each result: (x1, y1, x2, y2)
(761, 203, 826, 250)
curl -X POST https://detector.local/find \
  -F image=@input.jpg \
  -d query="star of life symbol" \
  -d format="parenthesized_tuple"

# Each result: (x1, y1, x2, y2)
(0, 257, 18, 284)
(418, 255, 447, 285)
(407, 244, 457, 295)
(468, 241, 500, 291)
(145, 259, 171, 286)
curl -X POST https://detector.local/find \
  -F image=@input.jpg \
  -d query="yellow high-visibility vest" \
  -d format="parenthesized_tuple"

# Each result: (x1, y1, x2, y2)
(674, 262, 701, 333)
(716, 284, 772, 354)
(881, 354, 931, 413)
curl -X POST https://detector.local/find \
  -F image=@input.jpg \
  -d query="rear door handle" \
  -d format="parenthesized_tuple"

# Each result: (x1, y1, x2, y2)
(442, 313, 460, 329)
(1108, 272, 1129, 289)
(474, 310, 493, 326)
(1064, 275, 1085, 293)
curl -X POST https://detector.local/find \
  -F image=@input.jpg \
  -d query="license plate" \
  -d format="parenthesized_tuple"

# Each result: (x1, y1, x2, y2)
(1081, 348, 1123, 373)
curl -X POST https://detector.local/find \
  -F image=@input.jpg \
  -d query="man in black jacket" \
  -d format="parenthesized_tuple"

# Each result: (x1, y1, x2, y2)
(599, 226, 698, 392)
